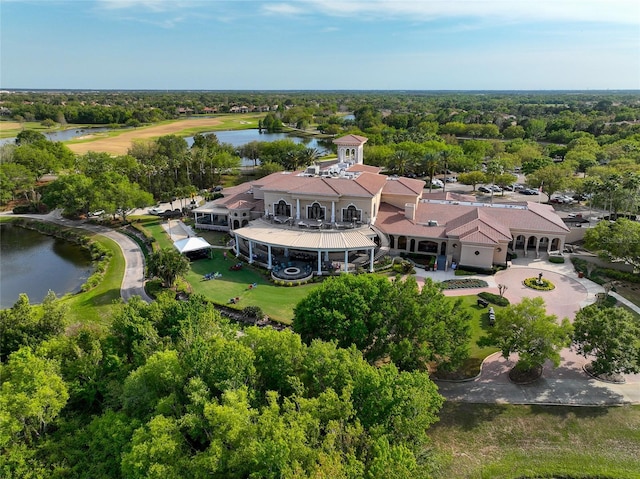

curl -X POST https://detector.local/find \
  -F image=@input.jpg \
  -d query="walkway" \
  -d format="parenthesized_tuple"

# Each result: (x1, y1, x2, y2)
(6, 211, 151, 303)
(415, 255, 640, 405)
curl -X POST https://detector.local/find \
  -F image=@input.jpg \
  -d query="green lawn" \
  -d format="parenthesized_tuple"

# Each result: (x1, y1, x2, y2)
(428, 403, 640, 479)
(59, 235, 124, 327)
(186, 254, 319, 324)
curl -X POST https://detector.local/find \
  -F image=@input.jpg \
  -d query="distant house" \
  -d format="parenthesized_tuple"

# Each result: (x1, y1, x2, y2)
(193, 135, 569, 273)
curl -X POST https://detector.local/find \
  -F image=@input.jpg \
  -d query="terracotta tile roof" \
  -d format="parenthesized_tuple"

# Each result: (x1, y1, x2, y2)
(422, 191, 476, 202)
(347, 164, 382, 174)
(375, 200, 569, 241)
(382, 177, 426, 196)
(259, 172, 387, 198)
(333, 134, 368, 146)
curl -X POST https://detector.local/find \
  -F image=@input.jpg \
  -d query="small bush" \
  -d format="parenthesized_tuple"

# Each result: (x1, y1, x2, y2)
(478, 291, 510, 306)
(523, 277, 555, 291)
(457, 265, 496, 275)
(548, 256, 565, 264)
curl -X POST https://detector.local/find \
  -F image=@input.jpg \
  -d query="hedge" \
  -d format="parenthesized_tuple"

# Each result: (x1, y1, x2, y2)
(478, 291, 510, 306)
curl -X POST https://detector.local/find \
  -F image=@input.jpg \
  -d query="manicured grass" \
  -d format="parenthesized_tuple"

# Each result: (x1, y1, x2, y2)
(428, 403, 640, 479)
(59, 235, 124, 327)
(438, 295, 500, 377)
(135, 216, 174, 250)
(186, 254, 319, 324)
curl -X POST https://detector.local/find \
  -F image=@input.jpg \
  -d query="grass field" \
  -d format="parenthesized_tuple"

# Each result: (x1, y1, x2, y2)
(65, 114, 263, 155)
(428, 403, 640, 479)
(0, 120, 78, 138)
(59, 235, 124, 326)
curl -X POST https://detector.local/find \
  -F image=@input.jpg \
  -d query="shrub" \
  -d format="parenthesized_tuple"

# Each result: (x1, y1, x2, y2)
(548, 256, 565, 264)
(523, 277, 555, 291)
(457, 265, 496, 275)
(478, 291, 510, 306)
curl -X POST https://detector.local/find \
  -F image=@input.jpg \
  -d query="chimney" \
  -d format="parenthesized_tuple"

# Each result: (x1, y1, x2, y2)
(405, 203, 416, 221)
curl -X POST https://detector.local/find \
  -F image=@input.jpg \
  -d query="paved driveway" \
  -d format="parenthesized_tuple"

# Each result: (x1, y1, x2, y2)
(415, 257, 640, 405)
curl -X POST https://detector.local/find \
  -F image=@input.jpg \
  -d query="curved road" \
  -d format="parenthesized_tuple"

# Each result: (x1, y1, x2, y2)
(416, 257, 640, 405)
(6, 211, 151, 303)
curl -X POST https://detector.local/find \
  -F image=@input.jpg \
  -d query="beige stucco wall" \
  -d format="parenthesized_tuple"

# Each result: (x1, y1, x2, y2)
(380, 192, 419, 209)
(262, 191, 377, 222)
(459, 244, 495, 268)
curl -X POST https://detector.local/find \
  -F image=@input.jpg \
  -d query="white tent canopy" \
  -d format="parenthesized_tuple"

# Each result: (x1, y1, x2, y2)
(173, 237, 213, 254)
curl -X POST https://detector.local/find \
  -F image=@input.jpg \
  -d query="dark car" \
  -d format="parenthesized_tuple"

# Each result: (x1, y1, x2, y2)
(160, 209, 183, 218)
(478, 185, 492, 193)
(519, 188, 538, 195)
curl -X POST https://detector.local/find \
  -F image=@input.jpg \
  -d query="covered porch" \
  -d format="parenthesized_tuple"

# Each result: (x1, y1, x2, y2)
(231, 219, 379, 275)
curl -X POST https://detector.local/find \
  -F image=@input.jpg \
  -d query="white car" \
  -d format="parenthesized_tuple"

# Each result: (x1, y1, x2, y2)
(88, 210, 105, 217)
(148, 207, 163, 215)
(431, 179, 444, 187)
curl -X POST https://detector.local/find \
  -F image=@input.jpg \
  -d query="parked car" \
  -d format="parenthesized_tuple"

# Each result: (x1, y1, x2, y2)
(490, 185, 502, 192)
(212, 185, 223, 192)
(431, 178, 444, 187)
(148, 207, 163, 215)
(160, 209, 183, 219)
(88, 210, 105, 217)
(445, 176, 457, 183)
(478, 185, 492, 193)
(519, 188, 539, 195)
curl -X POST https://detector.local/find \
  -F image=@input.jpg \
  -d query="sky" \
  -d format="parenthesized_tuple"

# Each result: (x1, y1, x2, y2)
(1, 0, 639, 90)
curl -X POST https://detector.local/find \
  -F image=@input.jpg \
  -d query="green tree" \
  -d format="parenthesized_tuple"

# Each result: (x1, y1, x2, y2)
(573, 305, 640, 376)
(41, 174, 94, 216)
(458, 171, 486, 191)
(526, 164, 575, 202)
(479, 297, 573, 376)
(121, 415, 188, 479)
(147, 248, 190, 288)
(584, 218, 640, 271)
(0, 292, 67, 362)
(0, 162, 36, 204)
(0, 348, 69, 447)
(293, 275, 470, 371)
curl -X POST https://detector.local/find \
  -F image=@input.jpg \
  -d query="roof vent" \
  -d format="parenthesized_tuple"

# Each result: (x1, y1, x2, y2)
(427, 220, 439, 226)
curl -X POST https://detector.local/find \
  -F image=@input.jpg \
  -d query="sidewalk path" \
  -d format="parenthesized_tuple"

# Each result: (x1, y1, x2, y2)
(416, 255, 640, 405)
(6, 211, 151, 303)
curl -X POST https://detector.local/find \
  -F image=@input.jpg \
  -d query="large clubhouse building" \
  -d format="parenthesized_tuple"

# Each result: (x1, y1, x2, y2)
(193, 135, 569, 275)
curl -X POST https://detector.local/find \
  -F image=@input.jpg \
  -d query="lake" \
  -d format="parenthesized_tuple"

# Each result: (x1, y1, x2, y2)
(0, 126, 111, 146)
(0, 223, 94, 309)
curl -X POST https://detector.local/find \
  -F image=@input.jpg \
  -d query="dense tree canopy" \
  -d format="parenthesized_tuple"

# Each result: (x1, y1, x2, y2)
(573, 304, 640, 376)
(0, 294, 445, 478)
(584, 218, 640, 271)
(479, 297, 573, 374)
(293, 275, 471, 371)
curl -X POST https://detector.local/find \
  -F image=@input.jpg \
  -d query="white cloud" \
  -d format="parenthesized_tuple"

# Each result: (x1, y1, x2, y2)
(282, 0, 640, 26)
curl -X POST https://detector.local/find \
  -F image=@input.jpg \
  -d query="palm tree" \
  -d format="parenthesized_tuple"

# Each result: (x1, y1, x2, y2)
(485, 160, 504, 204)
(422, 151, 441, 193)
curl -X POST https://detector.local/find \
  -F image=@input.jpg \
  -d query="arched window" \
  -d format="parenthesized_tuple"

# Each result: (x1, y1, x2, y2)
(342, 204, 361, 222)
(307, 202, 325, 220)
(274, 200, 291, 217)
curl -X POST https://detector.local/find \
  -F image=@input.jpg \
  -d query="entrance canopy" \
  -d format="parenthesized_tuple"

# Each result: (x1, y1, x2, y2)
(173, 237, 213, 254)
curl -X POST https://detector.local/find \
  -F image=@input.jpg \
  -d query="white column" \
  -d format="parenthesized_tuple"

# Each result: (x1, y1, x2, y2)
(331, 202, 335, 223)
(317, 251, 322, 275)
(234, 234, 240, 256)
(248, 241, 253, 264)
(369, 248, 375, 272)
(267, 245, 272, 269)
(344, 250, 349, 272)
(296, 199, 300, 220)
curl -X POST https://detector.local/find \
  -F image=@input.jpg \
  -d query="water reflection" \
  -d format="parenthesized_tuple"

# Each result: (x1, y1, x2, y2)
(0, 224, 93, 308)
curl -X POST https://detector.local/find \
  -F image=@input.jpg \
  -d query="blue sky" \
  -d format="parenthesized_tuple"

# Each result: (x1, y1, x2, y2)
(1, 0, 639, 90)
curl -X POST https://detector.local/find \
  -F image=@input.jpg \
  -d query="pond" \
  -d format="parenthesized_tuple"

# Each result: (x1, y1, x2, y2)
(0, 126, 111, 146)
(185, 129, 334, 166)
(0, 223, 94, 309)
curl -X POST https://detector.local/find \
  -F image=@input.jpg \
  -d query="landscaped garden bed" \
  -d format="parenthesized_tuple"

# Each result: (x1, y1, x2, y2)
(441, 278, 488, 289)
